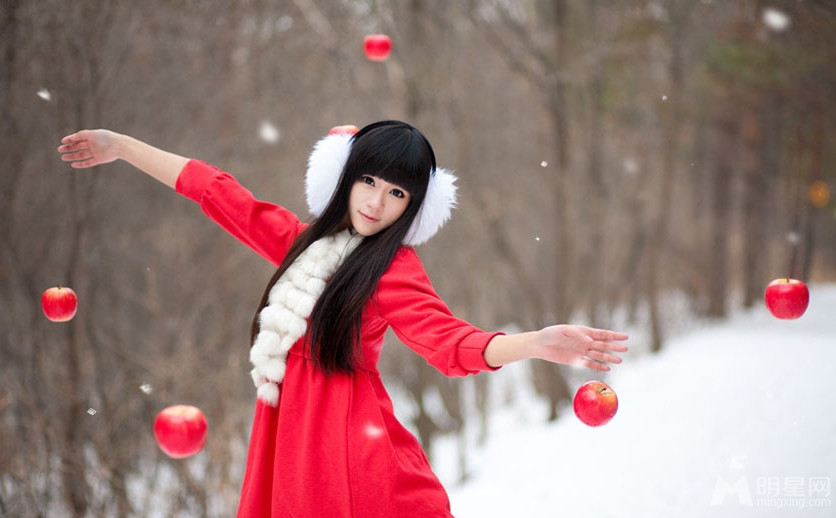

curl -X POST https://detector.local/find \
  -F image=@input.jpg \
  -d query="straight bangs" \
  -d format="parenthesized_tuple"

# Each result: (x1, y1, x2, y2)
(346, 122, 436, 203)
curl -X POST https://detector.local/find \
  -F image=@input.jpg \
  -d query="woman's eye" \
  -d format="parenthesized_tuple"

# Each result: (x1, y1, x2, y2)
(361, 176, 375, 186)
(390, 189, 405, 199)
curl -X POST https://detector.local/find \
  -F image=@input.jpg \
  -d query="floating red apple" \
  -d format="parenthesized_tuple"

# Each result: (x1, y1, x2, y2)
(153, 404, 208, 459)
(764, 278, 809, 320)
(41, 286, 78, 322)
(328, 124, 359, 136)
(573, 380, 618, 427)
(363, 34, 391, 61)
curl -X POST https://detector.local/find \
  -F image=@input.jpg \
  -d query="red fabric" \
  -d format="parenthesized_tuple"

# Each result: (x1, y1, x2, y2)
(177, 160, 502, 517)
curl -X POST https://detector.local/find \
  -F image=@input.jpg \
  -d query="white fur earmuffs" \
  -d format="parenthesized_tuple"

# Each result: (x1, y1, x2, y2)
(305, 130, 458, 246)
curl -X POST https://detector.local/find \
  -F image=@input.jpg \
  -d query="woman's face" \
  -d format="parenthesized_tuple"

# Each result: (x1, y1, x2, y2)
(348, 174, 412, 236)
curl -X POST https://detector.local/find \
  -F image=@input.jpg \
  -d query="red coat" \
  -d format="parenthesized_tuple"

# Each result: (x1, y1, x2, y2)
(176, 160, 501, 517)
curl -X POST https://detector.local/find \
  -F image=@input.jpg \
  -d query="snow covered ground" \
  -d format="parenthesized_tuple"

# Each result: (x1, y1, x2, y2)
(442, 285, 836, 517)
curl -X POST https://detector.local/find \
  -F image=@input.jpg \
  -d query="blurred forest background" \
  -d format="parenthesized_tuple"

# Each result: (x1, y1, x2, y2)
(2, 0, 835, 516)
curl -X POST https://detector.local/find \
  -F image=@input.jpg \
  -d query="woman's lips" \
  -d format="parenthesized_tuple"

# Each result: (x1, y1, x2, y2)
(360, 212, 377, 222)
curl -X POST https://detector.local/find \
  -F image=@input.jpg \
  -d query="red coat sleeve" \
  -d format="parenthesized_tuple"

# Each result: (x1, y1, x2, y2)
(175, 159, 306, 266)
(374, 247, 503, 377)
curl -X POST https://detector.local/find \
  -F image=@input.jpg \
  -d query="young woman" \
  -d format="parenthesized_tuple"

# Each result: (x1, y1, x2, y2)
(58, 120, 629, 517)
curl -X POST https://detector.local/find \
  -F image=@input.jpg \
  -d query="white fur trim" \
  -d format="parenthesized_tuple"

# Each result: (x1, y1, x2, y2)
(256, 381, 279, 407)
(306, 133, 353, 218)
(250, 229, 361, 406)
(405, 167, 457, 246)
(305, 132, 458, 246)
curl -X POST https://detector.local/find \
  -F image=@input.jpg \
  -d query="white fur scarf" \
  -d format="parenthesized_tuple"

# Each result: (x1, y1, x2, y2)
(249, 229, 361, 406)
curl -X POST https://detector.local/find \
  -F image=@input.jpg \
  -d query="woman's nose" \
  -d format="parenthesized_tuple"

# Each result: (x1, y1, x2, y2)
(366, 188, 385, 209)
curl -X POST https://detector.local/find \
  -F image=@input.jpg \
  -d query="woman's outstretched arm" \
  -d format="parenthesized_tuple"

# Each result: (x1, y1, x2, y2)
(483, 325, 629, 371)
(58, 129, 189, 189)
(57, 128, 304, 264)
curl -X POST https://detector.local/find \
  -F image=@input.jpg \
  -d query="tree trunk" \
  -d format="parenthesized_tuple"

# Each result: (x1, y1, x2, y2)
(740, 96, 767, 308)
(646, 15, 687, 352)
(581, 0, 608, 328)
(706, 98, 736, 318)
(548, 0, 574, 325)
(800, 109, 825, 281)
(61, 174, 89, 517)
(530, 0, 575, 422)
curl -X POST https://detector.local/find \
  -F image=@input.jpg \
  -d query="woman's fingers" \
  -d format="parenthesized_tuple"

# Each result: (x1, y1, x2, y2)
(584, 348, 623, 365)
(580, 328, 629, 368)
(69, 158, 98, 168)
(59, 148, 98, 168)
(579, 358, 611, 372)
(599, 340, 629, 353)
(585, 327, 629, 342)
(59, 149, 92, 162)
(59, 135, 92, 148)
(58, 134, 102, 168)
(57, 139, 89, 155)
(583, 328, 629, 354)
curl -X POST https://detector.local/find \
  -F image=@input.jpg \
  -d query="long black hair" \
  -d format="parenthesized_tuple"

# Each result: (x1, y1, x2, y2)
(250, 120, 438, 373)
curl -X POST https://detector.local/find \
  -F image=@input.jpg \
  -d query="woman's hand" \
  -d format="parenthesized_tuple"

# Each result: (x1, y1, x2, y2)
(484, 325, 629, 370)
(57, 130, 188, 189)
(58, 129, 122, 168)
(532, 325, 629, 371)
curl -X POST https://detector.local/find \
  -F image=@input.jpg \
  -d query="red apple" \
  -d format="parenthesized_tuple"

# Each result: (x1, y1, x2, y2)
(764, 278, 809, 320)
(328, 124, 359, 136)
(153, 404, 208, 459)
(41, 286, 78, 322)
(573, 381, 618, 427)
(363, 34, 392, 61)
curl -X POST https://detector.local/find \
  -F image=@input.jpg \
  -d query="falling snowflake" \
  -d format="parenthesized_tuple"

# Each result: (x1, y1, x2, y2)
(276, 15, 293, 33)
(140, 383, 153, 394)
(786, 231, 800, 245)
(37, 89, 51, 101)
(763, 7, 790, 32)
(535, 236, 541, 242)
(622, 158, 639, 175)
(540, 161, 548, 168)
(87, 408, 97, 416)
(259, 121, 280, 144)
(661, 95, 668, 101)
